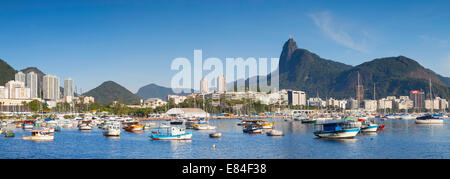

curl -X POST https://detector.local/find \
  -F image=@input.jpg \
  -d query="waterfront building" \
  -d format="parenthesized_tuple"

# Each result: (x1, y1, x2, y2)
(424, 97, 447, 110)
(308, 97, 326, 107)
(347, 98, 358, 109)
(364, 100, 377, 111)
(217, 75, 226, 93)
(200, 78, 209, 94)
(0, 86, 8, 99)
(167, 95, 187, 105)
(288, 90, 306, 106)
(410, 90, 425, 110)
(5, 80, 25, 99)
(64, 78, 74, 98)
(73, 96, 95, 104)
(43, 75, 60, 101)
(26, 72, 38, 99)
(15, 71, 26, 84)
(378, 98, 393, 109)
(142, 98, 168, 109)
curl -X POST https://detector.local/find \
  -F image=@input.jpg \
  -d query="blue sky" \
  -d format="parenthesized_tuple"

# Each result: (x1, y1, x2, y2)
(0, 0, 449, 93)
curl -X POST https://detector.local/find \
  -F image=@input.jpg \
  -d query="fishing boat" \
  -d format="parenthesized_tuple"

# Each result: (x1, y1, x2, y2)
(243, 124, 263, 134)
(193, 124, 216, 130)
(124, 121, 144, 132)
(150, 126, 193, 140)
(78, 120, 93, 130)
(266, 130, 283, 136)
(360, 120, 379, 132)
(22, 129, 54, 141)
(301, 118, 317, 124)
(4, 130, 15, 137)
(102, 122, 121, 136)
(209, 132, 222, 138)
(313, 120, 360, 139)
(22, 120, 35, 129)
(243, 120, 274, 129)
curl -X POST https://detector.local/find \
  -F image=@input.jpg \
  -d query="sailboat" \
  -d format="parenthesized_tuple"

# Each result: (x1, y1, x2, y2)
(415, 79, 444, 124)
(360, 83, 380, 132)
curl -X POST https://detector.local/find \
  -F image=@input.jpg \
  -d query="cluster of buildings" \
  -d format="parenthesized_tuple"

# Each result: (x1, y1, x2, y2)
(129, 75, 449, 113)
(0, 71, 94, 110)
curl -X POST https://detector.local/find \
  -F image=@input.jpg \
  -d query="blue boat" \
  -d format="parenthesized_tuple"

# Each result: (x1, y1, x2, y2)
(314, 120, 360, 139)
(150, 126, 193, 140)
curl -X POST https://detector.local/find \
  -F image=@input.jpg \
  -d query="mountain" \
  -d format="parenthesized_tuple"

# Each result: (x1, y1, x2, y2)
(84, 81, 141, 104)
(278, 38, 353, 96)
(135, 83, 191, 100)
(0, 59, 17, 85)
(275, 38, 450, 99)
(332, 56, 450, 99)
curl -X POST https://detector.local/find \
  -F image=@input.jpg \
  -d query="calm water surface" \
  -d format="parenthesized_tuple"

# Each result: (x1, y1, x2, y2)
(1, 118, 449, 159)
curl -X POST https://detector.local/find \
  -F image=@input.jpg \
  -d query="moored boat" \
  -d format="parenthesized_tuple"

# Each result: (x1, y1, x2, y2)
(266, 130, 283, 136)
(313, 120, 360, 139)
(102, 122, 121, 136)
(209, 132, 222, 138)
(415, 114, 444, 124)
(150, 126, 193, 140)
(124, 121, 144, 132)
(22, 129, 54, 141)
(243, 124, 263, 134)
(360, 120, 379, 132)
(193, 124, 216, 130)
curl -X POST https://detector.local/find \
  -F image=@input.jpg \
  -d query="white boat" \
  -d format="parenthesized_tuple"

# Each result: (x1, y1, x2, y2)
(22, 129, 54, 141)
(102, 122, 121, 136)
(193, 124, 216, 130)
(150, 126, 193, 140)
(400, 114, 416, 120)
(415, 115, 444, 124)
(209, 132, 222, 138)
(79, 124, 93, 130)
(360, 121, 379, 132)
(266, 130, 283, 136)
(78, 120, 93, 130)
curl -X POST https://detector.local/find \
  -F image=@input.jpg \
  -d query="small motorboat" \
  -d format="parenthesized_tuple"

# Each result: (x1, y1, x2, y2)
(150, 126, 193, 140)
(209, 132, 222, 138)
(124, 121, 144, 132)
(266, 130, 283, 136)
(22, 129, 54, 141)
(102, 122, 121, 136)
(4, 130, 14, 137)
(193, 124, 216, 130)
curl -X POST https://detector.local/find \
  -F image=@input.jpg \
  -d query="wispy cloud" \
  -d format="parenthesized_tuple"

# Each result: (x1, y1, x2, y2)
(419, 35, 449, 47)
(309, 11, 369, 53)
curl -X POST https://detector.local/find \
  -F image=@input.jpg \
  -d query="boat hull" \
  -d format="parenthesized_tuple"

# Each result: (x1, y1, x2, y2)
(103, 129, 121, 136)
(151, 132, 193, 140)
(415, 119, 444, 124)
(360, 125, 378, 132)
(314, 128, 360, 139)
(22, 135, 54, 141)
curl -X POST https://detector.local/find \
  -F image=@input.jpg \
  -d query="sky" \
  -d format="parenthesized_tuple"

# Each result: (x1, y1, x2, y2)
(0, 0, 449, 93)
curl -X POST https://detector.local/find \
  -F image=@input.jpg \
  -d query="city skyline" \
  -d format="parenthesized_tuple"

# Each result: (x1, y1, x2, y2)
(0, 0, 449, 93)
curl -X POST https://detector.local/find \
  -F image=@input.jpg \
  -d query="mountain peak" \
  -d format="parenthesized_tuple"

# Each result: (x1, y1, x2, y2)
(84, 81, 141, 104)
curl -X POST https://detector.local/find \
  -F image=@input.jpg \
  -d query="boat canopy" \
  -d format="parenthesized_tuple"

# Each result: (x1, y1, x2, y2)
(44, 118, 53, 121)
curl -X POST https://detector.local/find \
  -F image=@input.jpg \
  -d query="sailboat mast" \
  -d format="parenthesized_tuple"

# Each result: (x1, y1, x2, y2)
(430, 79, 433, 114)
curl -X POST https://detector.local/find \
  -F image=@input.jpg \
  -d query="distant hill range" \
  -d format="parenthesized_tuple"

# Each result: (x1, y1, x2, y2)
(276, 38, 450, 99)
(135, 83, 192, 100)
(83, 81, 141, 105)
